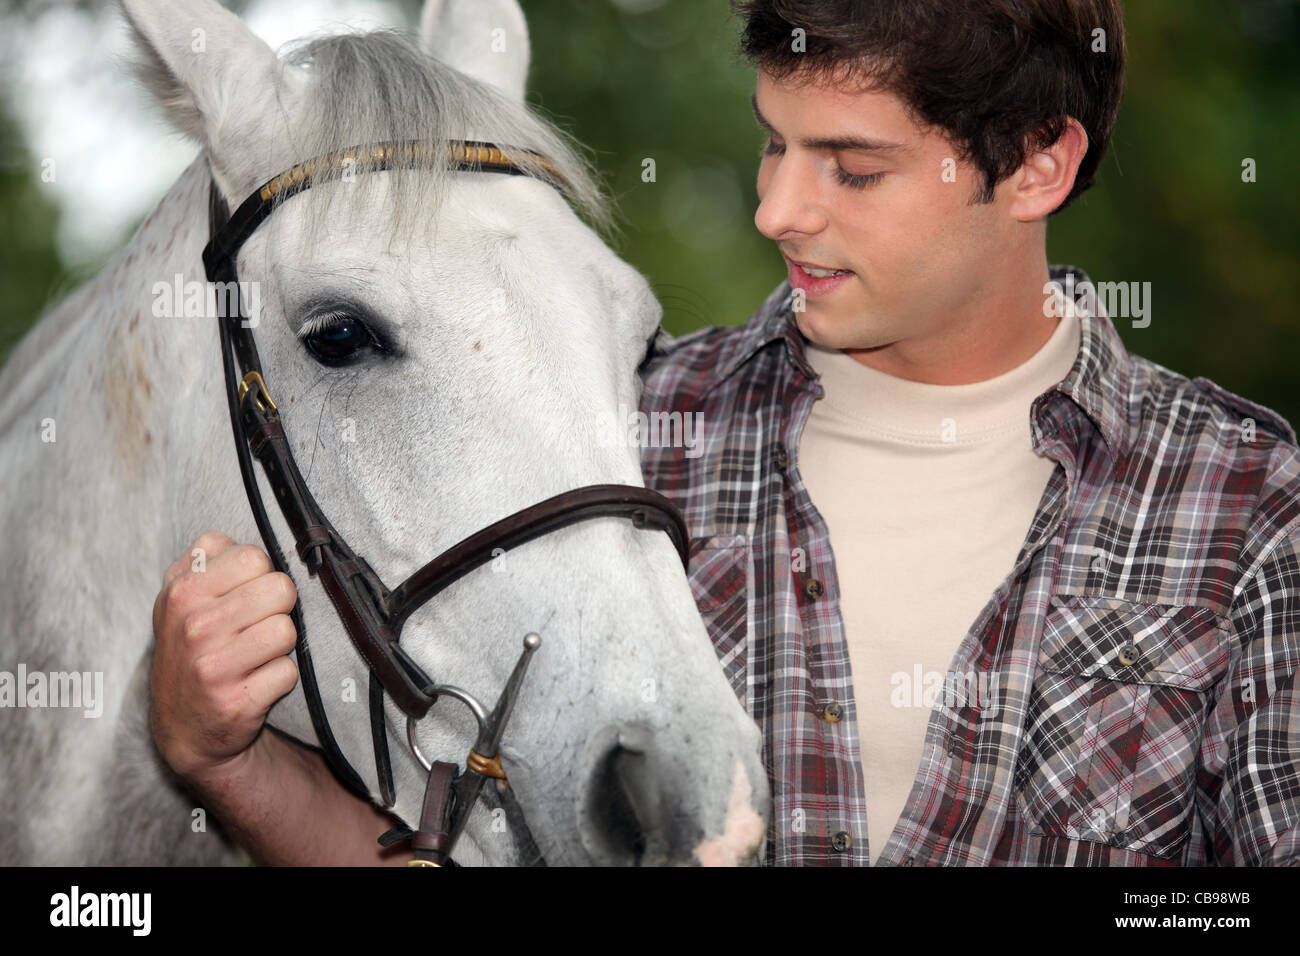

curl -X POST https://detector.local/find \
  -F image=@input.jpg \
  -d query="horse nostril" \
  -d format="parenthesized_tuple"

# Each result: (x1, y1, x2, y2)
(583, 716, 690, 866)
(585, 744, 653, 865)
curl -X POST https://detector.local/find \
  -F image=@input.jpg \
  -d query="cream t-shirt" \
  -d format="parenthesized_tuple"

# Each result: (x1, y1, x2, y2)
(797, 295, 1081, 859)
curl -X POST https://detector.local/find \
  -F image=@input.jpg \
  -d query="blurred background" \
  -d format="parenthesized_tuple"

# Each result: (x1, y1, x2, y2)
(1, 0, 1297, 425)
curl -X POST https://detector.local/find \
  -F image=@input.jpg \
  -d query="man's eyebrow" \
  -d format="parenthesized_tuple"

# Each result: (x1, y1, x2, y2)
(750, 93, 907, 153)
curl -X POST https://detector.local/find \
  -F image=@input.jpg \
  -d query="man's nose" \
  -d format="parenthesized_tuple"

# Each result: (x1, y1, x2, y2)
(754, 156, 825, 240)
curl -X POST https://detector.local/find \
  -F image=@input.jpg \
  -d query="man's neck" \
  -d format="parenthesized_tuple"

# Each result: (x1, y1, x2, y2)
(842, 260, 1057, 386)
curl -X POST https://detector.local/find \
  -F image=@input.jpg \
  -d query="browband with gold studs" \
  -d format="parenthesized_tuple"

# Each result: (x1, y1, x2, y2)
(256, 139, 567, 201)
(203, 139, 570, 282)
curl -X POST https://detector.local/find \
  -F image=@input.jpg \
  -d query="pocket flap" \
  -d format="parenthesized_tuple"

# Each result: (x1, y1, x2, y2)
(1038, 595, 1229, 691)
(688, 534, 749, 613)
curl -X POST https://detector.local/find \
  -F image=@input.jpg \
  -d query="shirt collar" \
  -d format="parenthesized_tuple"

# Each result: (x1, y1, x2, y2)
(702, 264, 1131, 462)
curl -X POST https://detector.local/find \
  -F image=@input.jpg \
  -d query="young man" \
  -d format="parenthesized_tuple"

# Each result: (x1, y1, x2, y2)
(152, 0, 1300, 865)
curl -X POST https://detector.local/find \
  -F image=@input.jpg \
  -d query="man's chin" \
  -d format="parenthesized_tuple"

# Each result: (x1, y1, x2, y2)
(793, 304, 896, 356)
(792, 301, 857, 349)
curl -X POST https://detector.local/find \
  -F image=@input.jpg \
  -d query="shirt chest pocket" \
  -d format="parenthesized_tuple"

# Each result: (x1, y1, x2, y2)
(1015, 595, 1231, 860)
(687, 534, 751, 704)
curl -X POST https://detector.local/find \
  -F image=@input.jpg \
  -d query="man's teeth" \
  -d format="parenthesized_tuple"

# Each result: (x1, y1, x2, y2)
(802, 266, 850, 278)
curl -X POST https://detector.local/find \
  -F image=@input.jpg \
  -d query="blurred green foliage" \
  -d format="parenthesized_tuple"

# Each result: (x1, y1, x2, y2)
(519, 0, 780, 343)
(0, 109, 67, 361)
(1043, 0, 1300, 427)
(2, 0, 1297, 426)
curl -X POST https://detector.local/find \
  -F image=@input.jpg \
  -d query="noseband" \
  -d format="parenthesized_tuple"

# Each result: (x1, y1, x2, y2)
(202, 140, 690, 866)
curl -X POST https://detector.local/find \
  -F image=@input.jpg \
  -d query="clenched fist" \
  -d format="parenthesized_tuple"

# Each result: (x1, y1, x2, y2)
(150, 531, 300, 783)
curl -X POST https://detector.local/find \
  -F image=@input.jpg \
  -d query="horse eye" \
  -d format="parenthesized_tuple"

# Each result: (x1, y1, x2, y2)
(301, 312, 379, 365)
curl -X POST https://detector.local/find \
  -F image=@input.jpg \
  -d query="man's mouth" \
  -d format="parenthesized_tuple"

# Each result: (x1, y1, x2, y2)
(792, 259, 852, 278)
(784, 256, 856, 299)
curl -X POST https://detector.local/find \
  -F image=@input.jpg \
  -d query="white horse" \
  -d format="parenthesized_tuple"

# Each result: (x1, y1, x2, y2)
(0, 0, 767, 866)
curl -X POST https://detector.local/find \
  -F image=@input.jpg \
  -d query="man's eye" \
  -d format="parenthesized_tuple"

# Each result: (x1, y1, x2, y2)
(761, 136, 785, 157)
(300, 312, 382, 365)
(834, 168, 886, 190)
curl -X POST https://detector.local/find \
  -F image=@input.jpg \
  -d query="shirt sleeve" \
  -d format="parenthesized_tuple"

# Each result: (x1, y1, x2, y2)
(1199, 526, 1300, 865)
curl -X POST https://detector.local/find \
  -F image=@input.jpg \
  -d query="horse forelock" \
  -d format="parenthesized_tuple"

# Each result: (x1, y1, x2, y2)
(231, 29, 611, 247)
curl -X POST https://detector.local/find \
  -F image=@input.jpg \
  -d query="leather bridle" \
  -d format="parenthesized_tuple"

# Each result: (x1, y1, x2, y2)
(201, 140, 690, 865)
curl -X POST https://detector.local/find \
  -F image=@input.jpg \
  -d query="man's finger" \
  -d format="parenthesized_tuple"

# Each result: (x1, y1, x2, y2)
(222, 614, 300, 679)
(202, 571, 298, 637)
(162, 531, 240, 589)
(165, 544, 279, 610)
(199, 544, 279, 600)
(238, 655, 300, 717)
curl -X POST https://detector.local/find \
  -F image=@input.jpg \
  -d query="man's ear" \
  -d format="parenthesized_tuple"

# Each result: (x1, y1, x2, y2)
(1005, 118, 1089, 221)
(418, 0, 529, 101)
(119, 0, 285, 190)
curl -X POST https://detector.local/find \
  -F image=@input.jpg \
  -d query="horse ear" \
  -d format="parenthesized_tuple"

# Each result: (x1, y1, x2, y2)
(118, 0, 281, 147)
(418, 0, 530, 101)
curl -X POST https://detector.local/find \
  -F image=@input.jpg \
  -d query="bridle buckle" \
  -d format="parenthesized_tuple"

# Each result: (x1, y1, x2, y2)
(238, 371, 278, 414)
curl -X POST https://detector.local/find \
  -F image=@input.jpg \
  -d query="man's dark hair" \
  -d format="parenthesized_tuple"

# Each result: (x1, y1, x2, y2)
(733, 0, 1125, 213)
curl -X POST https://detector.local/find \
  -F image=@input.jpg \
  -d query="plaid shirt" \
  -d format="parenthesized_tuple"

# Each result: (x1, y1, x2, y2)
(639, 266, 1300, 866)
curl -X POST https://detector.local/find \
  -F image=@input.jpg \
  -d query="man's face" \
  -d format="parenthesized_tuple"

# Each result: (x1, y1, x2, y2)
(753, 69, 1015, 355)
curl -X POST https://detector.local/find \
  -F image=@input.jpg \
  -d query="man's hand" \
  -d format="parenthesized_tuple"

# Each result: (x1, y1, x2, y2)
(149, 531, 411, 865)
(151, 531, 299, 783)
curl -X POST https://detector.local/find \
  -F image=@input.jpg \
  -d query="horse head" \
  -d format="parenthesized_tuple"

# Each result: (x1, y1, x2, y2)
(120, 0, 768, 865)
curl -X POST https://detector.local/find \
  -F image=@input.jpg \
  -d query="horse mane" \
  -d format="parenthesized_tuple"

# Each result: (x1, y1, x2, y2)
(265, 29, 612, 241)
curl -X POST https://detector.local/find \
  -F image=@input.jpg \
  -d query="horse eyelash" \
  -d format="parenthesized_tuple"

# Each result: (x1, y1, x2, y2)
(295, 310, 355, 340)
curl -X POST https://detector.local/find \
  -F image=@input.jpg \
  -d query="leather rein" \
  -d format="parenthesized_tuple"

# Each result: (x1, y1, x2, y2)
(201, 140, 690, 865)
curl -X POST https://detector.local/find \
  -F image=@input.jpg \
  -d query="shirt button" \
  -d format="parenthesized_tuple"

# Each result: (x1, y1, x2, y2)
(1117, 642, 1139, 666)
(822, 702, 843, 723)
(831, 831, 852, 852)
(804, 577, 824, 600)
(773, 443, 789, 470)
